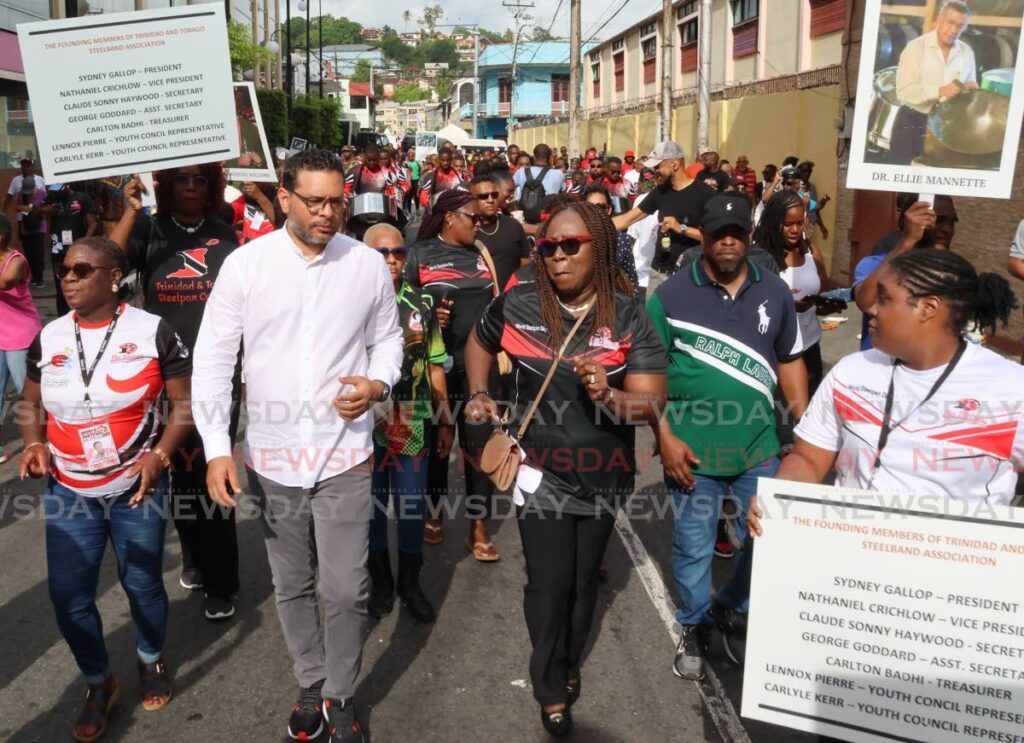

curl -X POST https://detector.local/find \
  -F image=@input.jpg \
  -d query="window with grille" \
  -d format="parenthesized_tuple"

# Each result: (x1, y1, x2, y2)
(731, 0, 758, 25)
(612, 38, 624, 51)
(613, 51, 625, 92)
(591, 62, 600, 97)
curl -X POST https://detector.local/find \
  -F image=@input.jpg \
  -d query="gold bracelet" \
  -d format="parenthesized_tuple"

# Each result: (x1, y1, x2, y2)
(149, 447, 172, 469)
(24, 441, 47, 453)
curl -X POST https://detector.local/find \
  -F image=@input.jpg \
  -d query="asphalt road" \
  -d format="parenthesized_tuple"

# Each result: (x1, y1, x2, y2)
(0, 262, 864, 742)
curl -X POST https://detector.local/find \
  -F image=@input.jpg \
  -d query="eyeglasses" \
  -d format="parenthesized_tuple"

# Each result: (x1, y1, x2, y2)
(452, 210, 484, 225)
(375, 247, 407, 259)
(57, 262, 115, 280)
(474, 191, 500, 202)
(173, 173, 209, 188)
(290, 191, 346, 215)
(536, 235, 592, 258)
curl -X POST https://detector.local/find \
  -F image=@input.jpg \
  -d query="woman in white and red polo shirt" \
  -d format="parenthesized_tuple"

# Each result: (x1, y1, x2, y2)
(19, 236, 193, 743)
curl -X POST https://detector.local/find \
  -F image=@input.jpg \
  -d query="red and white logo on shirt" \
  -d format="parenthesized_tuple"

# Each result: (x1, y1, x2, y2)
(167, 248, 210, 279)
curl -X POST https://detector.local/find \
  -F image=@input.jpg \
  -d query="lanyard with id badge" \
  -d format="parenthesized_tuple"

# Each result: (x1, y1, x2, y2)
(75, 305, 123, 472)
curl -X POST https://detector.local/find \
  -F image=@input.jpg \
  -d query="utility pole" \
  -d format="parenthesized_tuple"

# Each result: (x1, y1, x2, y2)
(251, 0, 259, 87)
(697, 0, 711, 153)
(317, 0, 323, 98)
(304, 0, 310, 96)
(503, 1, 533, 136)
(472, 29, 479, 138)
(568, 0, 580, 156)
(659, 0, 673, 142)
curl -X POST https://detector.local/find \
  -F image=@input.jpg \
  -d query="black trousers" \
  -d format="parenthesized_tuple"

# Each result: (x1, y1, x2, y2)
(889, 107, 928, 166)
(427, 367, 497, 520)
(170, 429, 240, 599)
(518, 506, 616, 705)
(803, 341, 824, 399)
(51, 247, 69, 316)
(20, 232, 45, 284)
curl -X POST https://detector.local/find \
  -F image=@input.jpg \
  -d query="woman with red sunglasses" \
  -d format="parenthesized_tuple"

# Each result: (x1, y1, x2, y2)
(464, 202, 667, 737)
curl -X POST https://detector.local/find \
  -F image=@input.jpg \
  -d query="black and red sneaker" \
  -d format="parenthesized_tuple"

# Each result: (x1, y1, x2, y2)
(323, 696, 366, 742)
(287, 680, 325, 741)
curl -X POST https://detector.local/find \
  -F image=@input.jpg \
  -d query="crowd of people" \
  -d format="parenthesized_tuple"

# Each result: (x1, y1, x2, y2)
(1, 134, 1024, 743)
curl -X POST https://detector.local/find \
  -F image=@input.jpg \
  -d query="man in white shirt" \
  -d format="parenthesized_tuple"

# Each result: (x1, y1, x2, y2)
(892, 0, 977, 164)
(193, 148, 402, 743)
(2, 156, 45, 214)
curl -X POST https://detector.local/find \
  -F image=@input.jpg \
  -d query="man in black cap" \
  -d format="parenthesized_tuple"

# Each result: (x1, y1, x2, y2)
(646, 193, 808, 682)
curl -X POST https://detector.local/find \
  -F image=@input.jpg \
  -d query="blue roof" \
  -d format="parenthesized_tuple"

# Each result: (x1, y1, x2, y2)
(477, 42, 596, 68)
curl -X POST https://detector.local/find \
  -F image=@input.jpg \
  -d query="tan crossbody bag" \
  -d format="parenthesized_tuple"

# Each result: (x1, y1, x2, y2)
(474, 240, 514, 375)
(479, 301, 594, 491)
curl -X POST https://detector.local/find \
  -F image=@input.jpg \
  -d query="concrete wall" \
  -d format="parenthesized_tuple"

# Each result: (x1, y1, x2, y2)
(763, 0, 802, 78)
(811, 31, 843, 70)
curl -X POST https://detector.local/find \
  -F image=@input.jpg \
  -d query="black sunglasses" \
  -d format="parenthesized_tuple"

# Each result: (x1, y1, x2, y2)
(474, 191, 500, 201)
(453, 210, 484, 226)
(535, 235, 592, 258)
(173, 173, 209, 188)
(57, 262, 115, 280)
(375, 247, 407, 259)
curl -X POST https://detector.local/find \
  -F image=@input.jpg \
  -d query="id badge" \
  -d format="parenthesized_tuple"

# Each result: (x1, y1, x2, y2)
(79, 423, 121, 471)
(51, 234, 62, 254)
(61, 230, 74, 246)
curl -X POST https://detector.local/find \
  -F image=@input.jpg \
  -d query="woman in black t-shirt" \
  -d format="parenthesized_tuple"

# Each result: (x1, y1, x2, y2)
(109, 164, 242, 622)
(404, 189, 502, 561)
(465, 202, 667, 737)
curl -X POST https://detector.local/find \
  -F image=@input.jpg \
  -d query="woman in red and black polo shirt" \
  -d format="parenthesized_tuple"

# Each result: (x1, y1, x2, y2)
(19, 236, 193, 742)
(110, 164, 241, 621)
(464, 203, 667, 737)
(404, 189, 500, 560)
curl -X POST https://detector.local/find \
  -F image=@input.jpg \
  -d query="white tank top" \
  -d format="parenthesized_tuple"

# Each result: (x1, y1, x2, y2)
(780, 251, 822, 348)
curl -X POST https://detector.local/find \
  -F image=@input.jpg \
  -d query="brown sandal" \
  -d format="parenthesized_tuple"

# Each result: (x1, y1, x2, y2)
(72, 675, 119, 743)
(465, 538, 500, 562)
(423, 519, 444, 545)
(138, 658, 173, 712)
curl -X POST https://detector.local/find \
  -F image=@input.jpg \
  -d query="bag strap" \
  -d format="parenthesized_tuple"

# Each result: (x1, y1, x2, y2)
(514, 301, 593, 440)
(474, 240, 502, 299)
(524, 167, 536, 185)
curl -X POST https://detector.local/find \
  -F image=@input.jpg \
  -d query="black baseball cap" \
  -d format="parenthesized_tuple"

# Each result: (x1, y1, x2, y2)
(702, 194, 752, 235)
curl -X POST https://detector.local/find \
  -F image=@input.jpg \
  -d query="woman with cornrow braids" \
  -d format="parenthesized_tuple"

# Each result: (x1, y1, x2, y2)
(751, 248, 1024, 539)
(464, 202, 667, 738)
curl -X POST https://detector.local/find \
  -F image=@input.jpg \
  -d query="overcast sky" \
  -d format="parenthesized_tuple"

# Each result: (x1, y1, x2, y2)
(308, 0, 663, 44)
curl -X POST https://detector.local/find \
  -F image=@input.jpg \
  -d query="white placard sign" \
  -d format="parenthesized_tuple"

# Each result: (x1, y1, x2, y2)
(225, 82, 276, 183)
(743, 479, 1024, 743)
(18, 4, 239, 181)
(846, 0, 1024, 199)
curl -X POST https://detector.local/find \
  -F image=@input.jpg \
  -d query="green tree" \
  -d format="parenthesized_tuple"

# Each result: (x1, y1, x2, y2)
(531, 26, 555, 41)
(401, 10, 412, 30)
(418, 4, 444, 35)
(226, 20, 274, 77)
(393, 84, 432, 103)
(420, 39, 458, 67)
(351, 59, 371, 83)
(255, 88, 289, 146)
(289, 95, 341, 146)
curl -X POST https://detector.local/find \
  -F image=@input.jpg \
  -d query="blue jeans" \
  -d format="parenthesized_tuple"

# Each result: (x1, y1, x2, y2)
(45, 477, 169, 681)
(370, 445, 428, 554)
(669, 457, 779, 626)
(0, 347, 29, 403)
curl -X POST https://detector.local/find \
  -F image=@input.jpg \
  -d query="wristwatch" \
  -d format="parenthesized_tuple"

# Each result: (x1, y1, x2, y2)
(375, 381, 392, 402)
